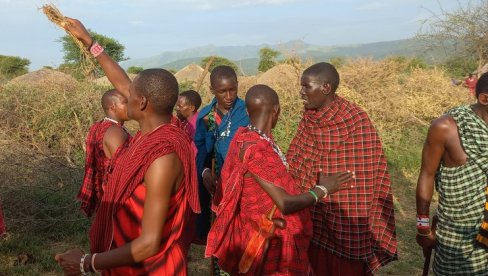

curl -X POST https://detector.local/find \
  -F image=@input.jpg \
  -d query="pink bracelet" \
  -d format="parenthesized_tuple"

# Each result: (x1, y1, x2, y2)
(416, 215, 430, 230)
(90, 41, 104, 58)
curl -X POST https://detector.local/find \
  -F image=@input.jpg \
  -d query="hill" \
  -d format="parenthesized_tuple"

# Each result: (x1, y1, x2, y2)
(121, 38, 445, 74)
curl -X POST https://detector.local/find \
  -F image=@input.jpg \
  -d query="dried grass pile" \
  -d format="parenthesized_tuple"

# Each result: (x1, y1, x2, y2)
(93, 73, 137, 87)
(6, 68, 79, 91)
(257, 64, 301, 88)
(175, 64, 205, 83)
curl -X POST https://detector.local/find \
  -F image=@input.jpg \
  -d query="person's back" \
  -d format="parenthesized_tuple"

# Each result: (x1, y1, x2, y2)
(78, 89, 130, 217)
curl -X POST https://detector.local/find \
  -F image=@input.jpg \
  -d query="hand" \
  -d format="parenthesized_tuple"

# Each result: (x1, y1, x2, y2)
(416, 230, 437, 257)
(202, 169, 217, 195)
(317, 170, 355, 194)
(63, 17, 93, 47)
(271, 217, 286, 230)
(54, 248, 87, 275)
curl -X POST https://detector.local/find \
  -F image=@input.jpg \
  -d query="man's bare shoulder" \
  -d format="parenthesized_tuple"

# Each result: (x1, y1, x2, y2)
(427, 114, 457, 142)
(104, 125, 128, 142)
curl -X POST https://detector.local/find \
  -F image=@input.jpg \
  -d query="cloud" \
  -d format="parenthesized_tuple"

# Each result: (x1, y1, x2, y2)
(356, 1, 389, 11)
(176, 0, 301, 10)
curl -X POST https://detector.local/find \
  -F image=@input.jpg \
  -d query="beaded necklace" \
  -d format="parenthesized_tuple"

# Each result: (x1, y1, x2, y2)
(247, 124, 289, 168)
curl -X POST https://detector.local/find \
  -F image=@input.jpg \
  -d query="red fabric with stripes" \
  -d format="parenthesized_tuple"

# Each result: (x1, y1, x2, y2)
(206, 128, 312, 275)
(88, 123, 200, 274)
(77, 120, 129, 218)
(0, 202, 5, 235)
(286, 96, 397, 274)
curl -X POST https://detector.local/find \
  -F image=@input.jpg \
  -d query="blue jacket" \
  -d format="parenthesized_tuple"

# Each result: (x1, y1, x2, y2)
(194, 97, 249, 176)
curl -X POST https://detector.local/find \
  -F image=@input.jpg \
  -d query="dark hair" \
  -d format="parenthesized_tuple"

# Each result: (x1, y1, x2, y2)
(101, 89, 122, 111)
(180, 90, 202, 110)
(476, 72, 488, 97)
(134, 69, 179, 114)
(303, 62, 340, 93)
(210, 65, 237, 87)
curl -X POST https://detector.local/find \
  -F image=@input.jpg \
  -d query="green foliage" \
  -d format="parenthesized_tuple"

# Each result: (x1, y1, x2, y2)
(258, 47, 280, 72)
(329, 56, 346, 68)
(442, 56, 477, 78)
(0, 55, 30, 79)
(127, 66, 144, 74)
(59, 30, 127, 78)
(179, 80, 195, 92)
(201, 56, 240, 74)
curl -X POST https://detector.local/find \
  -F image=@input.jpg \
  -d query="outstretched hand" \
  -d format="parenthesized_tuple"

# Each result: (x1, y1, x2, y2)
(317, 170, 355, 194)
(63, 17, 93, 47)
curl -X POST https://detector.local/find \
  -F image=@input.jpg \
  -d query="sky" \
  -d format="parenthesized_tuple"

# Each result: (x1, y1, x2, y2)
(0, 0, 466, 70)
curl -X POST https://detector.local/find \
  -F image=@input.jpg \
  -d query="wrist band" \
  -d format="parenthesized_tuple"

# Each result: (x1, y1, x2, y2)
(80, 253, 89, 275)
(417, 230, 432, 237)
(91, 253, 100, 273)
(202, 168, 210, 178)
(309, 190, 319, 203)
(89, 41, 104, 58)
(315, 185, 328, 199)
(417, 215, 430, 230)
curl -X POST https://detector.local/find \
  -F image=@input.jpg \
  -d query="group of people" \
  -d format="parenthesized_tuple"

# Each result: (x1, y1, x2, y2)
(49, 16, 488, 276)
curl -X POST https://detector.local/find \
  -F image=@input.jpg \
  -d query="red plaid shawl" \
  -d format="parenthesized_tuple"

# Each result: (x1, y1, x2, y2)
(286, 96, 397, 273)
(89, 123, 200, 256)
(0, 202, 5, 235)
(77, 119, 130, 218)
(206, 128, 312, 275)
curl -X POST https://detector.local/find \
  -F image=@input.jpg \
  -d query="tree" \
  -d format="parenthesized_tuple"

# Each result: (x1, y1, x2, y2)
(442, 56, 477, 78)
(258, 47, 280, 72)
(127, 66, 144, 74)
(201, 56, 240, 74)
(0, 55, 30, 79)
(60, 30, 127, 78)
(417, 0, 488, 74)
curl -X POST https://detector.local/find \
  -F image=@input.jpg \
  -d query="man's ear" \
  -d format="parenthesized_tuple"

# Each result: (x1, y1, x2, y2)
(139, 96, 148, 111)
(322, 82, 332, 95)
(478, 93, 488, 105)
(190, 105, 196, 113)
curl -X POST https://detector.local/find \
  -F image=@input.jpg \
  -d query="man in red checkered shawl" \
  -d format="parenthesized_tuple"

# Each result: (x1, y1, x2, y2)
(55, 18, 200, 275)
(77, 89, 130, 218)
(206, 85, 354, 275)
(287, 62, 398, 275)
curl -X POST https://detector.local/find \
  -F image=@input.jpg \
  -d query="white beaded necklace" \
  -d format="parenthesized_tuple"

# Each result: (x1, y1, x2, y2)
(247, 124, 289, 168)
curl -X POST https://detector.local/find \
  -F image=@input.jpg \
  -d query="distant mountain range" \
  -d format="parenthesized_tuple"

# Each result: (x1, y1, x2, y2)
(121, 38, 449, 75)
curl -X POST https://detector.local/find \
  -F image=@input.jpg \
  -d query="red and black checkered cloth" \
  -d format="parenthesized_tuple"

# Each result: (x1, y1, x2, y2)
(77, 120, 129, 218)
(207, 128, 313, 275)
(287, 96, 398, 273)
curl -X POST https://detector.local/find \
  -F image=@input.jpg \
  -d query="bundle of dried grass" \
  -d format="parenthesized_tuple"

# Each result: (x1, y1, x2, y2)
(41, 4, 96, 77)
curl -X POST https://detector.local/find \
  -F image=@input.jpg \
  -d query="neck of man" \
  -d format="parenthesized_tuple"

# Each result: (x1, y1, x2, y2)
(106, 114, 123, 125)
(250, 116, 272, 136)
(316, 94, 336, 110)
(472, 103, 488, 124)
(138, 114, 172, 134)
(216, 102, 231, 115)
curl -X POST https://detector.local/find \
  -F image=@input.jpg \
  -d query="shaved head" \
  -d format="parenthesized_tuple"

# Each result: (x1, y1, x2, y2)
(303, 62, 340, 93)
(133, 69, 179, 115)
(101, 89, 124, 111)
(245, 84, 279, 116)
(210, 65, 237, 87)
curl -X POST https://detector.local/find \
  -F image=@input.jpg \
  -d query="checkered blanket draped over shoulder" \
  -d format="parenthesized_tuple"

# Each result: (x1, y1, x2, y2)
(286, 96, 398, 273)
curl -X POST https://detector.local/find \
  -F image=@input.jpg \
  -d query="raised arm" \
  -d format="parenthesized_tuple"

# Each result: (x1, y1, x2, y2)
(55, 153, 182, 273)
(63, 18, 131, 99)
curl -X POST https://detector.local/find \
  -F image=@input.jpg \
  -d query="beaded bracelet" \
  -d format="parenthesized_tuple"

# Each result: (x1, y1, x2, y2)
(416, 215, 430, 230)
(89, 41, 104, 58)
(315, 185, 328, 199)
(80, 253, 89, 275)
(309, 190, 319, 203)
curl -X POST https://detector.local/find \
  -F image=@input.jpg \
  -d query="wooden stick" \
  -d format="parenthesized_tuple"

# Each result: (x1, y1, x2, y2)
(195, 56, 215, 92)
